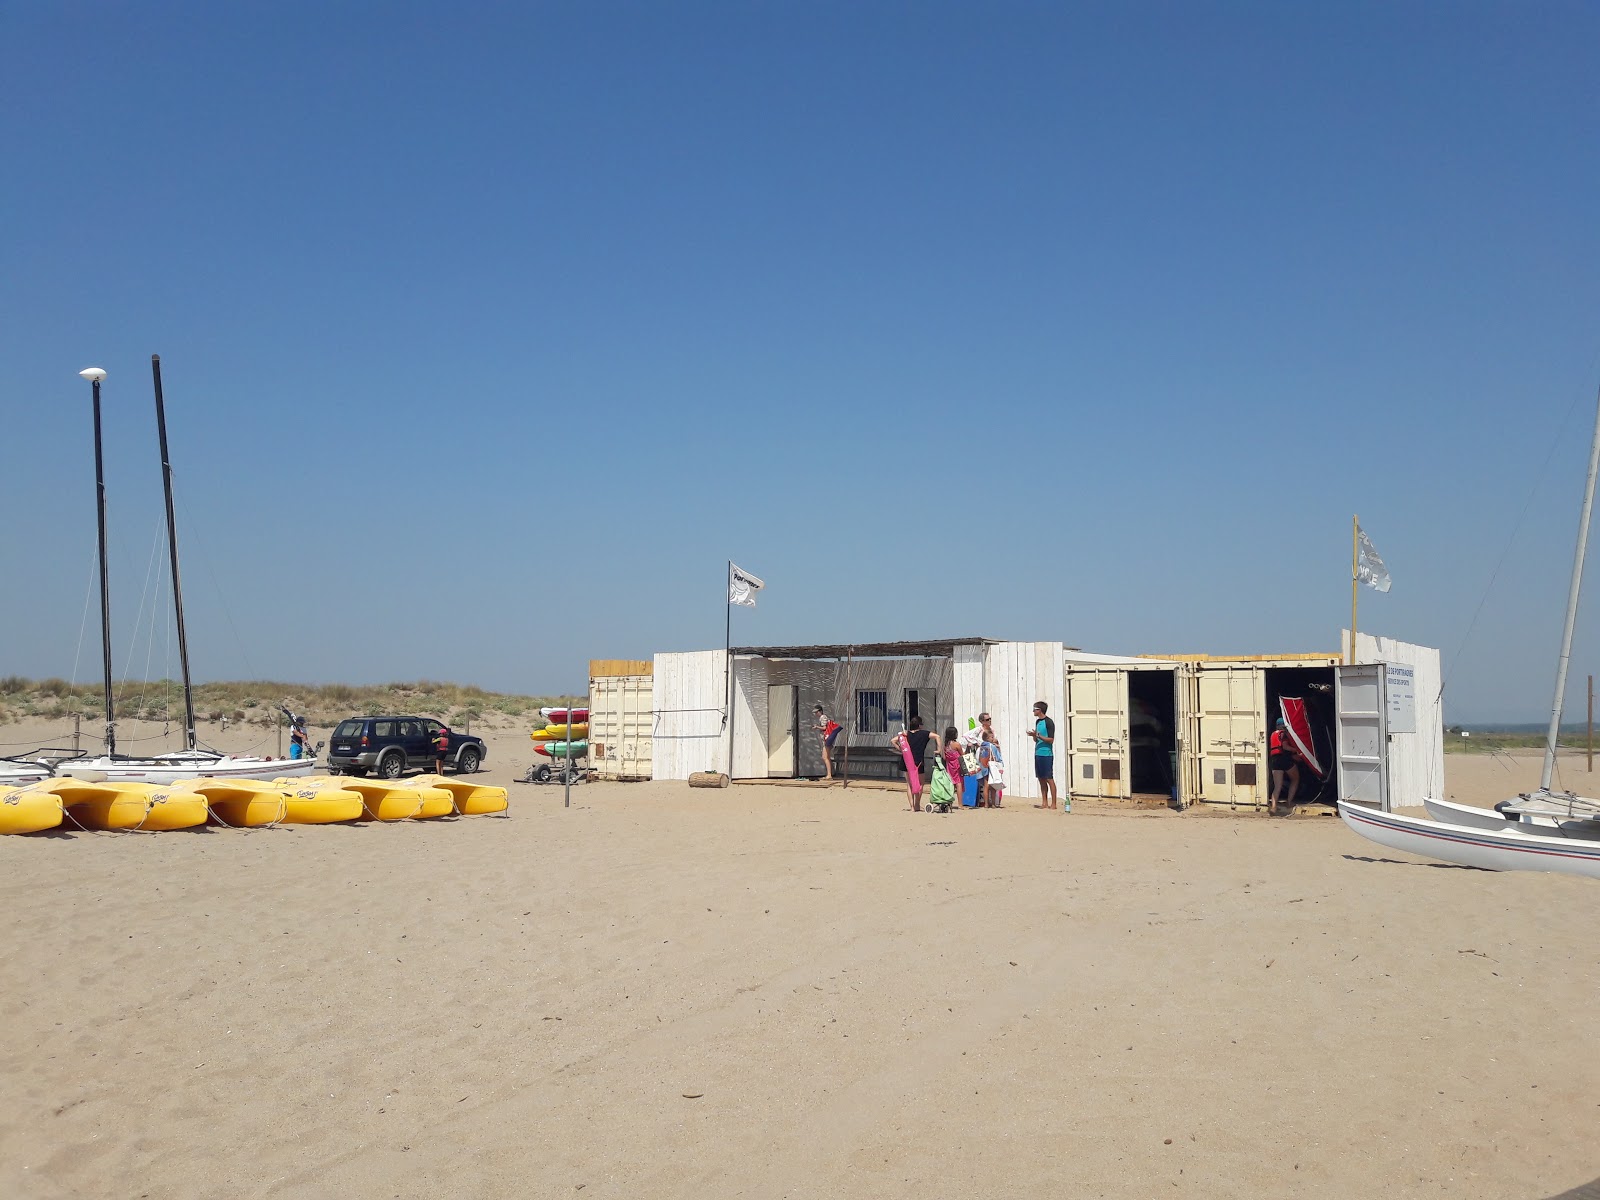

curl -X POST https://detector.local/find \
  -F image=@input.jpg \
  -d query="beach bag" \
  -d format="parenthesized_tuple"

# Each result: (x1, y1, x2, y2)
(961, 747, 981, 775)
(985, 752, 1005, 788)
(929, 762, 956, 807)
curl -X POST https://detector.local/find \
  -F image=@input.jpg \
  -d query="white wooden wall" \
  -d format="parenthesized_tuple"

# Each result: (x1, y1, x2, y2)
(731, 656, 771, 779)
(1344, 631, 1445, 805)
(651, 650, 730, 780)
(982, 641, 1066, 801)
(953, 645, 985, 734)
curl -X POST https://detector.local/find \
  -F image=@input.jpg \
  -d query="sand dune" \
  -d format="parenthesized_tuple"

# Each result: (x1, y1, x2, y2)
(1, 721, 1596, 1198)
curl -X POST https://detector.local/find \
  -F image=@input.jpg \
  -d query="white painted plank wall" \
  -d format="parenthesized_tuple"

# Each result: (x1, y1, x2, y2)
(1344, 631, 1445, 804)
(731, 657, 770, 779)
(651, 650, 730, 780)
(982, 641, 1065, 801)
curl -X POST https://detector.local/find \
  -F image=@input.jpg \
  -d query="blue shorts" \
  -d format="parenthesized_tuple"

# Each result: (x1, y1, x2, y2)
(1034, 754, 1054, 780)
(824, 728, 840, 747)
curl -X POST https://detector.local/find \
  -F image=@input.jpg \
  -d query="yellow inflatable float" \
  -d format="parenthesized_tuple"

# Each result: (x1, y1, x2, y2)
(299, 777, 449, 820)
(409, 774, 509, 815)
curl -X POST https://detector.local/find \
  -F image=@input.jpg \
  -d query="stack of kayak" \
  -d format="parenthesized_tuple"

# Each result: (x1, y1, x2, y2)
(529, 706, 589, 761)
(0, 773, 507, 835)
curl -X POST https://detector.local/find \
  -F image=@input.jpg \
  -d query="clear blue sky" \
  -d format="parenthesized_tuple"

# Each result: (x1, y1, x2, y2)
(5, 2, 1599, 722)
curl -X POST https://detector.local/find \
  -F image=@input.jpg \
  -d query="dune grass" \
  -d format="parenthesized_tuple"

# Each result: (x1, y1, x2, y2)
(0, 677, 577, 729)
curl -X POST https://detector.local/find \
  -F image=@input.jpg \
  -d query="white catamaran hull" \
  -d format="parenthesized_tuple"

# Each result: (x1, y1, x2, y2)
(1338, 800, 1600, 879)
(56, 754, 318, 785)
(0, 761, 52, 786)
(1422, 795, 1600, 839)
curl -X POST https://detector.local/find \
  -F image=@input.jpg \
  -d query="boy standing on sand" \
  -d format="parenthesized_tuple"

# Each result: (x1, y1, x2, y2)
(1028, 701, 1059, 809)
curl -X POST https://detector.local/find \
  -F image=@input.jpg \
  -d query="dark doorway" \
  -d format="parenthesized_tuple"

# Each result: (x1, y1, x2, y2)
(1128, 670, 1177, 797)
(1263, 666, 1338, 805)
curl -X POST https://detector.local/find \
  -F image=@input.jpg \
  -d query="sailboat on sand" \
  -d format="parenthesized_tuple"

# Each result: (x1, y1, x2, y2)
(54, 358, 316, 787)
(1338, 382, 1600, 880)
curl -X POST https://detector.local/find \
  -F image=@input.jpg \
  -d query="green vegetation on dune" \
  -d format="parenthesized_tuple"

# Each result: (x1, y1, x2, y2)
(0, 677, 579, 729)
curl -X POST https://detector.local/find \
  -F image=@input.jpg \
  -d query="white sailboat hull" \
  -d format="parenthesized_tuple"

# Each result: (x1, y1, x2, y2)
(56, 754, 318, 785)
(1338, 800, 1600, 879)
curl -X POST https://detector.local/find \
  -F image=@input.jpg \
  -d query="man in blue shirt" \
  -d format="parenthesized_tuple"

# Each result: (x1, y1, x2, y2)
(1028, 701, 1059, 810)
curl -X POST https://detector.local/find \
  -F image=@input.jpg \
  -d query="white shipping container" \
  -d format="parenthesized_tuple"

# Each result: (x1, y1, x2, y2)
(589, 675, 654, 780)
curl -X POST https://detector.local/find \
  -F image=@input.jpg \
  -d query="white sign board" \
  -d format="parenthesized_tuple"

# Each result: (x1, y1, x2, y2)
(1385, 664, 1416, 734)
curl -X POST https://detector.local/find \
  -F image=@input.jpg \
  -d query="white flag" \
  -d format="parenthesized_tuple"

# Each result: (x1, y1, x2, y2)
(729, 562, 765, 607)
(1356, 526, 1391, 593)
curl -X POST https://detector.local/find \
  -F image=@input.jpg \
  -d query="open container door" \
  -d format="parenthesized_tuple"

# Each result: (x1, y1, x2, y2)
(1336, 663, 1389, 811)
(1066, 666, 1128, 799)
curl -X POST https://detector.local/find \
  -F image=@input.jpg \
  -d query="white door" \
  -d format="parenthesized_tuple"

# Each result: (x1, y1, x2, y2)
(767, 685, 797, 777)
(589, 675, 654, 780)
(1066, 667, 1128, 799)
(1191, 663, 1265, 808)
(1336, 664, 1389, 811)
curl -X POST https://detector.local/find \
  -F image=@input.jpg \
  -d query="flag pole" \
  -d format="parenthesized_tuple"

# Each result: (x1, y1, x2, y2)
(725, 560, 734, 777)
(1349, 515, 1359, 665)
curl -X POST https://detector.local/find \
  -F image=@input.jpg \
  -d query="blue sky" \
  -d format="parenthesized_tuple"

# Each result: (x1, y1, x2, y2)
(4, 2, 1599, 722)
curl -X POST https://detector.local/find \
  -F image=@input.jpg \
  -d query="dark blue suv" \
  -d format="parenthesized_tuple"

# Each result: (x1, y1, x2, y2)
(327, 716, 486, 777)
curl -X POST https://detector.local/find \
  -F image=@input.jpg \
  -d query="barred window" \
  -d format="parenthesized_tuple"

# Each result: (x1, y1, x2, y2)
(856, 689, 888, 734)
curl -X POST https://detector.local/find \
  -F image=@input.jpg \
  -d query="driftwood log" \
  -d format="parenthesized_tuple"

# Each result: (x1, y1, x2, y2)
(688, 771, 730, 789)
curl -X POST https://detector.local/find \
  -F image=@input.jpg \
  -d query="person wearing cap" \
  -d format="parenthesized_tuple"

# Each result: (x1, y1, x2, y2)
(434, 725, 451, 774)
(1267, 717, 1299, 815)
(813, 704, 842, 783)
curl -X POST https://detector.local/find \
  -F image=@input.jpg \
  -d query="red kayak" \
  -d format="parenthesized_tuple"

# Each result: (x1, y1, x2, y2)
(542, 708, 589, 725)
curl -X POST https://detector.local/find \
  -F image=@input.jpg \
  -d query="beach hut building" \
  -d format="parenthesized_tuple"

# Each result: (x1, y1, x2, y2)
(1063, 636, 1442, 812)
(625, 631, 1441, 812)
(648, 638, 1065, 799)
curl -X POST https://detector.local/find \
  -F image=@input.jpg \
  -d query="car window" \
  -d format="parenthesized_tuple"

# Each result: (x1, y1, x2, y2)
(423, 720, 442, 736)
(398, 720, 420, 738)
(334, 720, 362, 739)
(373, 720, 396, 739)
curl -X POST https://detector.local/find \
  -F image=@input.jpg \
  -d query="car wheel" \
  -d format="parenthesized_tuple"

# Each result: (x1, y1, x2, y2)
(379, 751, 405, 779)
(457, 746, 481, 774)
(534, 764, 552, 784)
(349, 767, 368, 777)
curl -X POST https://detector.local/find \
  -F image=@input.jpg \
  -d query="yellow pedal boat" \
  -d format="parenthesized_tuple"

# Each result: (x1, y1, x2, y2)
(409, 774, 509, 815)
(0, 781, 67, 834)
(178, 778, 290, 827)
(264, 777, 365, 824)
(56, 780, 208, 831)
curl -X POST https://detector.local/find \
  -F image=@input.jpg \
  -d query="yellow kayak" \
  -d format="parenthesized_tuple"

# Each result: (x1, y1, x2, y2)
(266, 776, 365, 824)
(531, 723, 588, 741)
(0, 782, 66, 834)
(409, 774, 508, 815)
(180, 778, 288, 827)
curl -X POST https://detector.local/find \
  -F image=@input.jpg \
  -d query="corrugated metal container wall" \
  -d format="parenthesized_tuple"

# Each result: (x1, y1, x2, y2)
(651, 650, 729, 780)
(589, 674, 654, 780)
(981, 642, 1065, 802)
(1344, 631, 1445, 806)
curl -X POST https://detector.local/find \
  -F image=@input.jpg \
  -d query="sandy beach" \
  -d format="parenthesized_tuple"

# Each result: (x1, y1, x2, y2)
(1, 717, 1597, 1199)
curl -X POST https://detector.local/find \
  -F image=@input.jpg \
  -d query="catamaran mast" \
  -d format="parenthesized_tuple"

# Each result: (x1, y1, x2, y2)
(81, 369, 117, 757)
(1541, 385, 1600, 792)
(151, 355, 197, 752)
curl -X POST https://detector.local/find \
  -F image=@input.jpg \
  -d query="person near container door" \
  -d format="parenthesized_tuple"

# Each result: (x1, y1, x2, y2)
(1267, 717, 1300, 815)
(890, 716, 940, 813)
(979, 728, 1005, 808)
(941, 726, 966, 812)
(1027, 701, 1059, 809)
(813, 704, 842, 784)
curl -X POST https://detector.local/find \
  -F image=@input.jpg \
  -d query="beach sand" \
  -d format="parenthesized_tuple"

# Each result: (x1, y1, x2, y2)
(1, 717, 1597, 1198)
